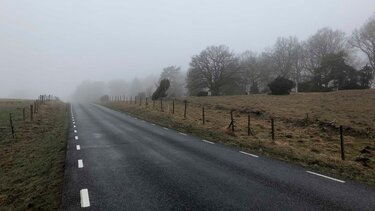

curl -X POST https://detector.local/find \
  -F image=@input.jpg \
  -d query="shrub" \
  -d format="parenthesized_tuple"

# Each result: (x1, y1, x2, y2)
(268, 76, 295, 95)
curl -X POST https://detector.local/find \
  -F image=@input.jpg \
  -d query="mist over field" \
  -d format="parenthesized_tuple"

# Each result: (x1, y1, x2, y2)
(0, 0, 375, 101)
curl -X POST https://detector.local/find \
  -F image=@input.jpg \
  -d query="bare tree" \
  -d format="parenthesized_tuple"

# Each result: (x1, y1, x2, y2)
(187, 45, 239, 96)
(349, 14, 375, 72)
(239, 51, 260, 94)
(270, 36, 305, 92)
(304, 27, 347, 72)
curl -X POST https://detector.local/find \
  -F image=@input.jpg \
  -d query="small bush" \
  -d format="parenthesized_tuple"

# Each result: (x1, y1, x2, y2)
(268, 76, 295, 95)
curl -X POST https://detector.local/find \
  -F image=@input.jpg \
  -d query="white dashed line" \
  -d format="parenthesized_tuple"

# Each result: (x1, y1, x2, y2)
(202, 140, 214, 144)
(163, 127, 169, 130)
(78, 159, 84, 168)
(75, 136, 79, 140)
(74, 130, 77, 133)
(151, 123, 156, 126)
(72, 121, 75, 124)
(73, 125, 76, 128)
(179, 132, 187, 136)
(239, 151, 259, 158)
(306, 171, 345, 183)
(80, 189, 90, 208)
(76, 145, 81, 150)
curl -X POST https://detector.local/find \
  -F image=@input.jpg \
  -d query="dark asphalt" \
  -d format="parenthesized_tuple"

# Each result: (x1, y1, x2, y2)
(61, 103, 375, 210)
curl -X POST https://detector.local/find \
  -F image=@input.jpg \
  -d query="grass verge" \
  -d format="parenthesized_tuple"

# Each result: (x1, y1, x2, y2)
(0, 100, 69, 210)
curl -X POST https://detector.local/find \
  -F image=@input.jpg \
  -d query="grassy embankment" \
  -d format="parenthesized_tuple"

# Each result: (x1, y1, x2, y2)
(0, 99, 68, 210)
(103, 89, 375, 186)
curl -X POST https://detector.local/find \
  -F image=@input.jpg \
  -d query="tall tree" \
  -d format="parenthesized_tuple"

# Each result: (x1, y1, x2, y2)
(271, 36, 305, 92)
(350, 14, 375, 73)
(315, 52, 360, 90)
(159, 66, 185, 98)
(239, 51, 260, 94)
(186, 45, 239, 96)
(304, 27, 347, 73)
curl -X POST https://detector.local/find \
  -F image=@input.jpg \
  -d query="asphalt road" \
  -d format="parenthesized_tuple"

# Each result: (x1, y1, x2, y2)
(62, 103, 375, 210)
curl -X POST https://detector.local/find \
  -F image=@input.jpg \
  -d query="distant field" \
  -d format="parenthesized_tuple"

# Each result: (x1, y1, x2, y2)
(0, 99, 68, 210)
(104, 89, 375, 186)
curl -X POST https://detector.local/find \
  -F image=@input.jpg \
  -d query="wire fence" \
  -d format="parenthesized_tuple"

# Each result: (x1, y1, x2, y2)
(0, 95, 58, 141)
(104, 95, 375, 166)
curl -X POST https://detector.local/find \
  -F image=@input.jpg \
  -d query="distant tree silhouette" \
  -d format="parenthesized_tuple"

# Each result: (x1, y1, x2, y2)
(152, 79, 170, 100)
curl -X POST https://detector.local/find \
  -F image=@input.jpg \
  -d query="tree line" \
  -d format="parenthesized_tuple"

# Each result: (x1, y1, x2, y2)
(186, 14, 375, 96)
(77, 14, 375, 101)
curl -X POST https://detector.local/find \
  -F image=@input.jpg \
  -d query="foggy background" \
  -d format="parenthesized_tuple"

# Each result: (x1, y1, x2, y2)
(1, 0, 374, 100)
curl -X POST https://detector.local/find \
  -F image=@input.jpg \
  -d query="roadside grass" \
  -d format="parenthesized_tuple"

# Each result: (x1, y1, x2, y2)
(103, 89, 375, 186)
(0, 100, 68, 210)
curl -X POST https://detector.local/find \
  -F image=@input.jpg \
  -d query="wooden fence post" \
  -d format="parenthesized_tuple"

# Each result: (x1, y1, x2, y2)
(139, 97, 142, 106)
(271, 118, 275, 140)
(172, 100, 175, 114)
(230, 110, 234, 132)
(184, 100, 187, 119)
(202, 106, 205, 124)
(30, 105, 33, 121)
(248, 114, 251, 136)
(146, 97, 148, 106)
(340, 125, 345, 160)
(9, 113, 15, 138)
(160, 98, 163, 112)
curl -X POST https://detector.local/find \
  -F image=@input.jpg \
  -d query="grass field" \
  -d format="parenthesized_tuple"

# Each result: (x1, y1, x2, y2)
(103, 89, 375, 186)
(0, 99, 68, 210)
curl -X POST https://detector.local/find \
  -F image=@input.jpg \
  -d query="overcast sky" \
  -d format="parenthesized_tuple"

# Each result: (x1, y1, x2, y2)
(1, 0, 374, 100)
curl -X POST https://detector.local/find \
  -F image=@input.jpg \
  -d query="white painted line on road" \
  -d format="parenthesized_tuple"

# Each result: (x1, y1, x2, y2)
(202, 140, 214, 144)
(76, 145, 81, 150)
(80, 189, 90, 208)
(78, 159, 84, 168)
(239, 151, 259, 158)
(73, 125, 76, 128)
(141, 120, 146, 122)
(151, 123, 156, 126)
(74, 130, 77, 133)
(306, 171, 345, 183)
(73, 121, 75, 124)
(75, 136, 79, 140)
(179, 132, 187, 136)
(163, 127, 169, 130)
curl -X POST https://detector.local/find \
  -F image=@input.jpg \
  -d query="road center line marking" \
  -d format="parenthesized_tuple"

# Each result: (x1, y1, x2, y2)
(72, 121, 75, 124)
(179, 132, 187, 136)
(76, 145, 81, 150)
(202, 140, 214, 144)
(239, 151, 259, 158)
(74, 130, 77, 133)
(306, 171, 345, 183)
(80, 189, 90, 208)
(73, 125, 76, 128)
(75, 136, 79, 140)
(78, 159, 84, 168)
(163, 127, 169, 130)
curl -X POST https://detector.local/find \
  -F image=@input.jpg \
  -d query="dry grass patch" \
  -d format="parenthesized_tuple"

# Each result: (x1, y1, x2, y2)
(103, 89, 375, 186)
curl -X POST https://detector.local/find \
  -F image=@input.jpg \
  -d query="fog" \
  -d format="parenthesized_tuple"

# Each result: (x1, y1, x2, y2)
(1, 0, 374, 100)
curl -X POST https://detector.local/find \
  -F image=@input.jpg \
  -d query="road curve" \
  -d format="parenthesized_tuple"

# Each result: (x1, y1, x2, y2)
(62, 103, 375, 210)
